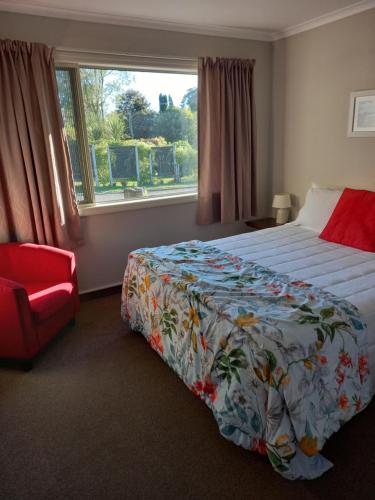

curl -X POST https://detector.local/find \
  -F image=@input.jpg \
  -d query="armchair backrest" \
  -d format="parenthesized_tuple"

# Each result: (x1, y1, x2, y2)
(0, 245, 12, 279)
(0, 243, 76, 286)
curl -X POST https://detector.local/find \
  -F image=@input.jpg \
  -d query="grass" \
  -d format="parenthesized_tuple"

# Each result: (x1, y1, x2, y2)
(76, 176, 197, 194)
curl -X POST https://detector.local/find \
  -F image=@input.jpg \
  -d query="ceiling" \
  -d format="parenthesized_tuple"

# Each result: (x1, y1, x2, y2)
(1, 0, 375, 40)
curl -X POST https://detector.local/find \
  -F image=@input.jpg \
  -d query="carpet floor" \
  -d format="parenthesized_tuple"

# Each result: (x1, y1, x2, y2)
(1, 292, 375, 500)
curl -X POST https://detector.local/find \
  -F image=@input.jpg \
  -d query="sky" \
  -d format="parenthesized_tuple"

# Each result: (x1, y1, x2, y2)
(105, 70, 197, 113)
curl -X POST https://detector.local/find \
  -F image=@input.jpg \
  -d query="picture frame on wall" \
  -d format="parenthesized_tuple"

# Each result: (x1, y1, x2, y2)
(348, 89, 375, 137)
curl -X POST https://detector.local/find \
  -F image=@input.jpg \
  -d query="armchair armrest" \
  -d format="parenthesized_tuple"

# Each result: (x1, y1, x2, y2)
(0, 277, 38, 358)
(0, 243, 77, 286)
(0, 276, 23, 290)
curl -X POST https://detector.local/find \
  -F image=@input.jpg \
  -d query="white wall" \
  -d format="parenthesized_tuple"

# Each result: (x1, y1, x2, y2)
(78, 202, 248, 292)
(0, 11, 273, 292)
(272, 8, 375, 217)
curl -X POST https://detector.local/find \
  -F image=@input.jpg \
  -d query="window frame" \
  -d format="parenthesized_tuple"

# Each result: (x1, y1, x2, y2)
(55, 49, 198, 214)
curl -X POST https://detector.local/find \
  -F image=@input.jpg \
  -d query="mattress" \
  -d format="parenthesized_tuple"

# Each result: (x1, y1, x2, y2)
(210, 223, 375, 390)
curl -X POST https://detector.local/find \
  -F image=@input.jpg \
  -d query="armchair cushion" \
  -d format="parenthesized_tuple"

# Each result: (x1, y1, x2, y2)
(27, 282, 75, 322)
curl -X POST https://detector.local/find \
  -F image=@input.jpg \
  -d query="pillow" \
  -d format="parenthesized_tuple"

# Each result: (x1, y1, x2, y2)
(294, 186, 343, 233)
(319, 188, 375, 252)
(311, 182, 340, 190)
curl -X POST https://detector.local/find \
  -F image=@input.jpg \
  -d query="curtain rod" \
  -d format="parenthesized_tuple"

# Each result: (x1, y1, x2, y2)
(55, 46, 197, 63)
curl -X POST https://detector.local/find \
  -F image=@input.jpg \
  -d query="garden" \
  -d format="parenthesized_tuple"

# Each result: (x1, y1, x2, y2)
(57, 68, 198, 202)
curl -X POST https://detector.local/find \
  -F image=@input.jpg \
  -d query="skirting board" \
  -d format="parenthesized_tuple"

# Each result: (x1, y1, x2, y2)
(79, 281, 123, 296)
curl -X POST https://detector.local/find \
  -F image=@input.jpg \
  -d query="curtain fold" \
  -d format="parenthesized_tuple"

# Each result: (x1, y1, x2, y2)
(197, 57, 257, 224)
(0, 39, 81, 249)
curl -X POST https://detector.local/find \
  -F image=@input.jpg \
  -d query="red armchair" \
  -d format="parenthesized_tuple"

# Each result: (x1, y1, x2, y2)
(0, 243, 79, 366)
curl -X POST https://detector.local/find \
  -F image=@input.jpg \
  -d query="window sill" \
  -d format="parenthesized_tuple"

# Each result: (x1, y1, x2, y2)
(78, 192, 198, 216)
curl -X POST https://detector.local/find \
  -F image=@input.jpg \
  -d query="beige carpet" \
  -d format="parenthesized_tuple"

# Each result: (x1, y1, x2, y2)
(1, 293, 375, 500)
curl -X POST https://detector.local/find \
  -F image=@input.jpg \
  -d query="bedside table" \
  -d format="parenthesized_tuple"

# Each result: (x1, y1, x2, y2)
(245, 217, 279, 230)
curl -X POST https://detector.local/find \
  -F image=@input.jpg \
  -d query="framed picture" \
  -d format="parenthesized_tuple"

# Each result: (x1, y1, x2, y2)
(348, 90, 375, 137)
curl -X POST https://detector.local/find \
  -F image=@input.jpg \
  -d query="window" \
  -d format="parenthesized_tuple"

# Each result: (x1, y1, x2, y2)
(55, 63, 197, 208)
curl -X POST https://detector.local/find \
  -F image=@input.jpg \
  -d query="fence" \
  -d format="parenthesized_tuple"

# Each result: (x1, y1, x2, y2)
(107, 145, 140, 185)
(149, 145, 179, 183)
(68, 140, 99, 187)
(106, 144, 180, 185)
(69, 142, 187, 189)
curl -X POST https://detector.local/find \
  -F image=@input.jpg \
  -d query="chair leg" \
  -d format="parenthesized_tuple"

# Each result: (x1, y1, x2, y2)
(68, 317, 76, 327)
(22, 361, 33, 372)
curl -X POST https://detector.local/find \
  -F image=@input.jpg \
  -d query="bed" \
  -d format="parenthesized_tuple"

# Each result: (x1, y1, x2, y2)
(121, 188, 375, 480)
(211, 223, 375, 386)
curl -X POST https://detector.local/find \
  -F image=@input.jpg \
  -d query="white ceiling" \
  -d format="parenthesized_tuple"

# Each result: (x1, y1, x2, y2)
(1, 0, 375, 40)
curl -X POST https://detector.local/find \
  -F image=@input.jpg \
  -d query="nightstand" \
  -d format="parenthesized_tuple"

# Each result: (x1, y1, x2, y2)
(245, 217, 279, 230)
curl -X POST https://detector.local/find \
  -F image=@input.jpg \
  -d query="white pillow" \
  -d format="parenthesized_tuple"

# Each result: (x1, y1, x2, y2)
(294, 186, 343, 233)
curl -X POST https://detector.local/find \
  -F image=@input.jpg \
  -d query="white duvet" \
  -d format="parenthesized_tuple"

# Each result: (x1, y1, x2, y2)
(210, 223, 375, 391)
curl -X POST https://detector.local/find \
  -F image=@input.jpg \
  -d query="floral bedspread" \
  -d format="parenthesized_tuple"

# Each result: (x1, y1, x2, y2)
(121, 240, 370, 479)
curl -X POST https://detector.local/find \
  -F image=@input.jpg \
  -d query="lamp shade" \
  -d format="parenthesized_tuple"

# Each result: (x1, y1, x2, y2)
(272, 193, 291, 209)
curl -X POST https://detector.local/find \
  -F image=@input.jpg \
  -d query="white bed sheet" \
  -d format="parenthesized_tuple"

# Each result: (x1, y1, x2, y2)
(210, 223, 375, 390)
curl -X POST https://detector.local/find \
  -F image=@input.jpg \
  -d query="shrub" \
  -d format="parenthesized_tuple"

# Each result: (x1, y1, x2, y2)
(91, 142, 110, 185)
(91, 137, 198, 188)
(120, 139, 153, 185)
(154, 108, 197, 147)
(175, 141, 198, 178)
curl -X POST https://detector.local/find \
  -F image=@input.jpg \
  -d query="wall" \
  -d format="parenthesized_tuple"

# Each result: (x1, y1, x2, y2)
(0, 11, 273, 292)
(272, 8, 375, 216)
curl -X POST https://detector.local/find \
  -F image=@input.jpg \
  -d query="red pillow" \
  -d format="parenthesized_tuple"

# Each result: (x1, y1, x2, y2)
(319, 188, 375, 252)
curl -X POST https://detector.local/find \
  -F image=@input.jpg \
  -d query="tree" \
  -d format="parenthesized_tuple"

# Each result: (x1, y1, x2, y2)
(131, 111, 158, 139)
(117, 89, 151, 115)
(181, 87, 197, 112)
(55, 69, 77, 140)
(159, 93, 175, 112)
(105, 112, 125, 142)
(154, 107, 197, 146)
(117, 89, 154, 138)
(80, 68, 132, 142)
(159, 93, 168, 112)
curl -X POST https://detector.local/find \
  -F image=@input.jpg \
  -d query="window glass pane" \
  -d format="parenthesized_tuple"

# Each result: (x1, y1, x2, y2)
(55, 68, 86, 203)
(79, 68, 197, 204)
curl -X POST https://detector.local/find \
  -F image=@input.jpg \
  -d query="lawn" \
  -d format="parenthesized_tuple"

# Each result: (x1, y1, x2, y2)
(76, 175, 197, 194)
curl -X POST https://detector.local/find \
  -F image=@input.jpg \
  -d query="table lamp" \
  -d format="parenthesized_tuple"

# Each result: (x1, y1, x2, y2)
(272, 193, 291, 224)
